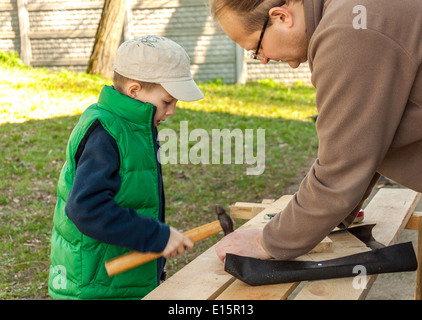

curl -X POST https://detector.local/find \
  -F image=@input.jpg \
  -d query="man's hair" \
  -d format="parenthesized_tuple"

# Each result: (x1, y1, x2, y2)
(209, 0, 303, 33)
(113, 72, 158, 94)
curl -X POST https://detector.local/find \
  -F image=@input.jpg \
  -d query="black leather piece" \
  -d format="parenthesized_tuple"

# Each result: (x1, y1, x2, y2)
(332, 224, 385, 250)
(224, 225, 418, 286)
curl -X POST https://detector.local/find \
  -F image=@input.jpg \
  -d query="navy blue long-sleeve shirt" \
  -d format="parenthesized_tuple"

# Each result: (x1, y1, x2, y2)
(65, 122, 170, 256)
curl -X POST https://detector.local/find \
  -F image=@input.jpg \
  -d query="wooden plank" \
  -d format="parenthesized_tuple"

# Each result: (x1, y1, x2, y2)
(296, 276, 377, 300)
(30, 30, 97, 39)
(405, 211, 422, 230)
(0, 4, 15, 11)
(0, 32, 17, 39)
(235, 43, 246, 84)
(132, 0, 202, 10)
(32, 56, 234, 68)
(142, 244, 236, 300)
(405, 211, 422, 300)
(239, 195, 292, 229)
(415, 215, 422, 300)
(16, 0, 31, 65)
(364, 189, 420, 246)
(309, 237, 333, 253)
(217, 225, 367, 300)
(405, 211, 422, 299)
(216, 280, 300, 300)
(261, 199, 276, 204)
(145, 189, 419, 300)
(294, 188, 420, 300)
(123, 0, 133, 41)
(143, 195, 292, 300)
(230, 202, 269, 220)
(31, 58, 89, 67)
(27, 1, 104, 11)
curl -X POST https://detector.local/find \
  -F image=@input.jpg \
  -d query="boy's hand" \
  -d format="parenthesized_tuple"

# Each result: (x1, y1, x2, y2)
(162, 227, 194, 259)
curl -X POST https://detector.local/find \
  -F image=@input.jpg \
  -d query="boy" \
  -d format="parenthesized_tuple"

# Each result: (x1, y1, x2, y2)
(48, 35, 204, 299)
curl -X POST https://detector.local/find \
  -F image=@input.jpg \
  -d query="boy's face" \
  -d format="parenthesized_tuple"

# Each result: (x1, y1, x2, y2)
(127, 82, 177, 127)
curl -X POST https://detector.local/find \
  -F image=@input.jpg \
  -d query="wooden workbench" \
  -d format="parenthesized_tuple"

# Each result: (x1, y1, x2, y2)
(143, 188, 422, 300)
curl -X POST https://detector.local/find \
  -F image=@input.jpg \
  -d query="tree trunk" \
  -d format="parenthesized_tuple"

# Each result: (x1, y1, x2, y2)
(87, 0, 127, 78)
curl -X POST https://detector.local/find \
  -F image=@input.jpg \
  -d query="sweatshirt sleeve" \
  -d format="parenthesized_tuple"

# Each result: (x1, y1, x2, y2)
(65, 122, 170, 253)
(262, 25, 418, 260)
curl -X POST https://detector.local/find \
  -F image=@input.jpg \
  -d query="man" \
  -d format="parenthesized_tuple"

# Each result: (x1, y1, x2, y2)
(210, 0, 422, 261)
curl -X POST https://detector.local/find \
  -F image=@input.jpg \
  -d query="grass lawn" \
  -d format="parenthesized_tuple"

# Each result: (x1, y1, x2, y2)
(0, 52, 318, 299)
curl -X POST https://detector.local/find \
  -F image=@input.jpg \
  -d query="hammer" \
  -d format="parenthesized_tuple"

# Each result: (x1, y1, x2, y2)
(105, 206, 233, 277)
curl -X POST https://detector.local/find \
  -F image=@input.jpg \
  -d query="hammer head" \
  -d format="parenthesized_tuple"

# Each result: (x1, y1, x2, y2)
(216, 205, 234, 235)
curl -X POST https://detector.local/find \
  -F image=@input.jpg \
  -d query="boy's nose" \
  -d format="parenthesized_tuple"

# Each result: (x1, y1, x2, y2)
(166, 105, 176, 116)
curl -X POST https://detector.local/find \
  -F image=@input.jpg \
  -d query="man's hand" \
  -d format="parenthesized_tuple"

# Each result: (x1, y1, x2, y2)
(162, 227, 194, 259)
(215, 228, 272, 262)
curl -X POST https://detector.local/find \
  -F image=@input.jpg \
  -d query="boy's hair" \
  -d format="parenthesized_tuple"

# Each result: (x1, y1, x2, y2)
(113, 71, 159, 95)
(209, 0, 303, 34)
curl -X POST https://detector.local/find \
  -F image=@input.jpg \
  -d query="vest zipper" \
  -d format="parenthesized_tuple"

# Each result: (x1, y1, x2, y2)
(151, 106, 166, 285)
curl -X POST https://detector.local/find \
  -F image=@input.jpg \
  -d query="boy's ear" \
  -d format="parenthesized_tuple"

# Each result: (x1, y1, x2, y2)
(127, 82, 142, 99)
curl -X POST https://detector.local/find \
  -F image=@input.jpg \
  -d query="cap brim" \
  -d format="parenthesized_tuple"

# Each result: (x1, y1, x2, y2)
(161, 79, 204, 102)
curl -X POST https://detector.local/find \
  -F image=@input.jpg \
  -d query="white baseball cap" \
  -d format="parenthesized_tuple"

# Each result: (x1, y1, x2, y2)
(112, 35, 204, 102)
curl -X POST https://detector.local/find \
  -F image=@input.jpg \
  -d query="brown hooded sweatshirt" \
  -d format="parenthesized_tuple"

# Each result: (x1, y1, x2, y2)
(262, 0, 422, 259)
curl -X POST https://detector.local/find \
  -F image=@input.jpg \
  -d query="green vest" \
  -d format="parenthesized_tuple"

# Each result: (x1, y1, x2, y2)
(48, 86, 163, 299)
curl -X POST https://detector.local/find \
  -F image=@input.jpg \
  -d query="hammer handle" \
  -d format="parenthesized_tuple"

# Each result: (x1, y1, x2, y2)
(105, 220, 223, 277)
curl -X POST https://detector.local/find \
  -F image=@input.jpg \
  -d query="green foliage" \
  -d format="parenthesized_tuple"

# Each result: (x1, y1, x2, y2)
(0, 51, 26, 69)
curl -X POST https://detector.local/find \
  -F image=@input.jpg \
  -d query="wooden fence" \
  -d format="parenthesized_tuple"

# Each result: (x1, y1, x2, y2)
(0, 0, 311, 85)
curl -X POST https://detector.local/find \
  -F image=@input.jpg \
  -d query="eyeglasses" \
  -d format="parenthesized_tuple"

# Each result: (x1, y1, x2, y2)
(248, 1, 286, 61)
(249, 17, 269, 61)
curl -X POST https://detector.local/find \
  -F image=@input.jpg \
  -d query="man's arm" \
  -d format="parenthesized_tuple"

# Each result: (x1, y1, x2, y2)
(262, 25, 417, 260)
(216, 26, 417, 262)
